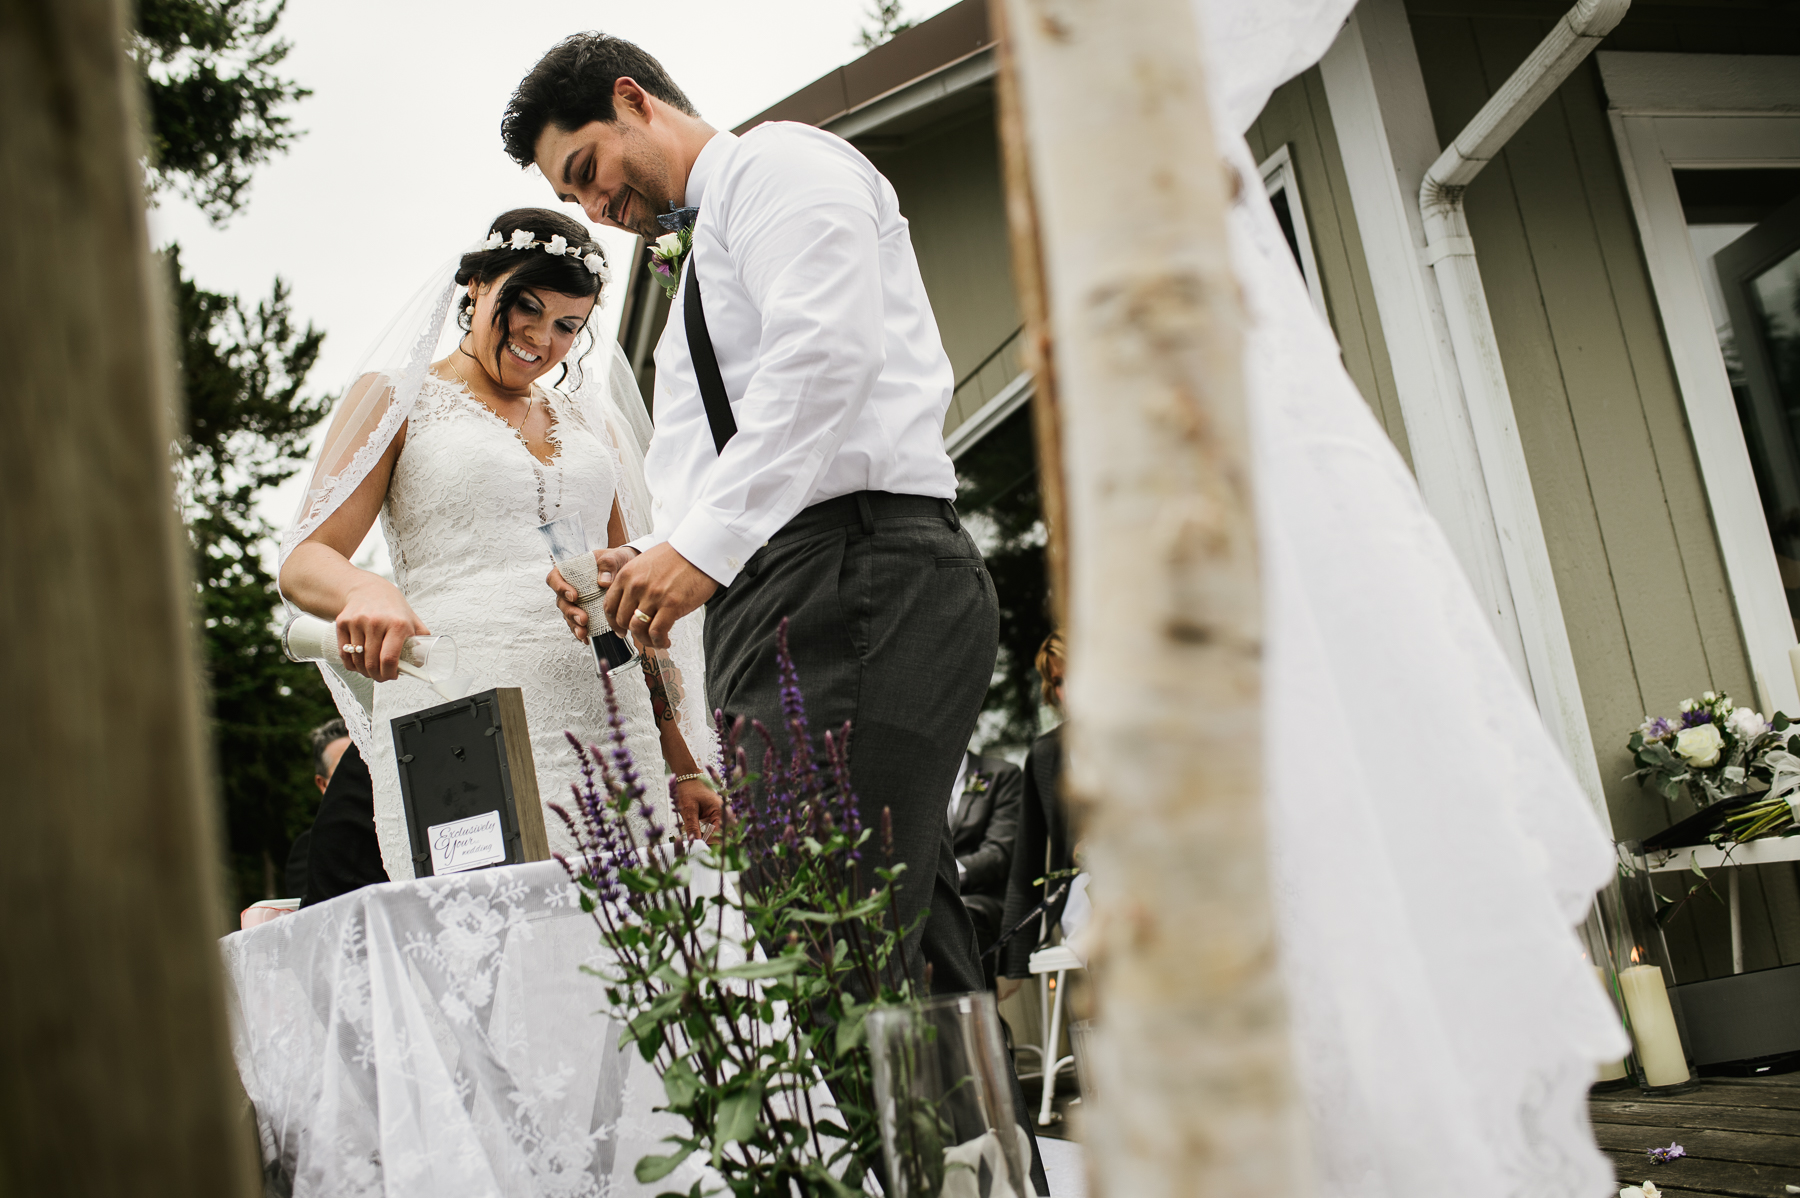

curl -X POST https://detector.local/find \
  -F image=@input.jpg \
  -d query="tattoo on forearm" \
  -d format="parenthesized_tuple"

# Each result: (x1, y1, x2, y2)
(641, 650, 683, 725)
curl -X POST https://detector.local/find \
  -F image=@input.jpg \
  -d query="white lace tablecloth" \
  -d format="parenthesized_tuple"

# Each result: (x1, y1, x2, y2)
(221, 861, 690, 1198)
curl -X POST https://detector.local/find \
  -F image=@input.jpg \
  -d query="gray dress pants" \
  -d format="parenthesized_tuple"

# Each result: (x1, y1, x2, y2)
(704, 490, 1048, 1192)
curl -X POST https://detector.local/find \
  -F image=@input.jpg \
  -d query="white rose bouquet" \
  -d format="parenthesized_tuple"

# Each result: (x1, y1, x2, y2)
(1627, 691, 1800, 844)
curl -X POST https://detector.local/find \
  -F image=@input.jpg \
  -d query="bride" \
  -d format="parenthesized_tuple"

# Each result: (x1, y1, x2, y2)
(278, 207, 713, 879)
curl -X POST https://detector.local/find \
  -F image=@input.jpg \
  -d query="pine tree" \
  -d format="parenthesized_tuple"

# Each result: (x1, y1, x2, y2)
(131, 0, 310, 222)
(856, 0, 914, 50)
(131, 0, 330, 905)
(168, 247, 333, 903)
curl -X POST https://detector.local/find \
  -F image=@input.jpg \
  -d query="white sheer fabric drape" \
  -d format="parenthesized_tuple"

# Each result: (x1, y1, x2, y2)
(1188, 2, 1628, 1195)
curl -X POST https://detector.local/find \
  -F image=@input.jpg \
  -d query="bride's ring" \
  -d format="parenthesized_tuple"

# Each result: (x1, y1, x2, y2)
(344, 644, 363, 655)
(632, 609, 653, 625)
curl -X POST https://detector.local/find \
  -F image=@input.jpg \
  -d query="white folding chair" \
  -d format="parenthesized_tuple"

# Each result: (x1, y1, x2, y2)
(1025, 943, 1083, 1126)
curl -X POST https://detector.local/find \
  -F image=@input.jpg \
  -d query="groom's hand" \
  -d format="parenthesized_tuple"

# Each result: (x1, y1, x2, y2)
(603, 544, 718, 649)
(547, 546, 640, 644)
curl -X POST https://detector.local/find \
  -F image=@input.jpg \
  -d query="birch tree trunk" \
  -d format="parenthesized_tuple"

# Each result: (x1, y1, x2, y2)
(994, 1, 1308, 1194)
(0, 1, 257, 1192)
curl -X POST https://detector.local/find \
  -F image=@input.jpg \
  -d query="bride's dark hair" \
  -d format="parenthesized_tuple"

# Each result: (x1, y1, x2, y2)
(455, 207, 605, 383)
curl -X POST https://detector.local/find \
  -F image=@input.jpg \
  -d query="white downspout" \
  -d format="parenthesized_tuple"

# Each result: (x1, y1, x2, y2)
(1418, 0, 1630, 815)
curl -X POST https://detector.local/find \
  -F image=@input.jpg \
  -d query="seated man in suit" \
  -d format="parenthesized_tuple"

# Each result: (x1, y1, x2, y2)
(298, 724, 389, 908)
(284, 718, 352, 896)
(948, 747, 1024, 958)
(998, 632, 1073, 996)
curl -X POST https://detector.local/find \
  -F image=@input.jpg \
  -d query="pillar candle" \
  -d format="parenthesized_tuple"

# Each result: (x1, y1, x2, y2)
(1618, 964, 1689, 1088)
(1594, 967, 1629, 1082)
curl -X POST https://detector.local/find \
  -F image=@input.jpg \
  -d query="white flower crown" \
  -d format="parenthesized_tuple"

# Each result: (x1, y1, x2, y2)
(478, 228, 610, 282)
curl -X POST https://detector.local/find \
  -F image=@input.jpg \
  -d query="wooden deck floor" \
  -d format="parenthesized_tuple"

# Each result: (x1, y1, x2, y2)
(1590, 1073, 1800, 1197)
(1032, 1073, 1800, 1193)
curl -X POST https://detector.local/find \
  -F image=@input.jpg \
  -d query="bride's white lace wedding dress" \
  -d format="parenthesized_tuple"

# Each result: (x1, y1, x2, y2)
(367, 372, 663, 878)
(255, 267, 721, 1196)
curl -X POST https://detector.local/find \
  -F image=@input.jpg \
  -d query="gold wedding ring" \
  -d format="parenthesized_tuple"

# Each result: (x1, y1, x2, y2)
(632, 608, 653, 625)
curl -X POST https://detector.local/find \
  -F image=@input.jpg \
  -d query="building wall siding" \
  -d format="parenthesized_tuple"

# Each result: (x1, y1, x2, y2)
(886, 69, 1421, 453)
(1406, 0, 1800, 978)
(1247, 68, 1416, 470)
(864, 112, 1024, 437)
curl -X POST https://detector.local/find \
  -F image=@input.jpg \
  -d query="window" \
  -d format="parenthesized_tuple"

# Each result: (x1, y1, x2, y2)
(1682, 171, 1800, 638)
(1606, 49, 1800, 711)
(1259, 144, 1326, 317)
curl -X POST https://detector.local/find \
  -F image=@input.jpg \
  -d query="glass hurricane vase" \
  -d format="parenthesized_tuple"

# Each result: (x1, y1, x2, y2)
(866, 991, 1031, 1198)
(1614, 842, 1700, 1095)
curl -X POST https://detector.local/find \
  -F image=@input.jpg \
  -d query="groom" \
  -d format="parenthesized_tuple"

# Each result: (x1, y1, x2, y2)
(508, 34, 1044, 1176)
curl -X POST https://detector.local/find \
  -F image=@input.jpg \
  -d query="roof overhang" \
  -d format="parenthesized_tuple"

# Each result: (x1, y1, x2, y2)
(733, 0, 995, 140)
(824, 45, 996, 143)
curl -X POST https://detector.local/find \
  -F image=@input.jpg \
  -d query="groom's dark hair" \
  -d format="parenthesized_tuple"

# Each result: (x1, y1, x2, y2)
(503, 34, 699, 167)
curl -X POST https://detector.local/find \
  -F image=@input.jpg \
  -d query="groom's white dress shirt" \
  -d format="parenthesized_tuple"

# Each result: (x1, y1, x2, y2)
(634, 125, 959, 586)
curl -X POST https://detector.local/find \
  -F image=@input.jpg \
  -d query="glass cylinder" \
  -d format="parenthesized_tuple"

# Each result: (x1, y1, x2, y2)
(1613, 843, 1701, 1095)
(866, 991, 1030, 1198)
(537, 512, 638, 674)
(281, 614, 470, 700)
(1579, 888, 1635, 1090)
(1069, 1018, 1098, 1103)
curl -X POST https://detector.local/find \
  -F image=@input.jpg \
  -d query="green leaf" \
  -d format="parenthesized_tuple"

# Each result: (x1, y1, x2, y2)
(715, 956, 803, 980)
(715, 1081, 764, 1147)
(798, 1161, 868, 1198)
(661, 1059, 700, 1109)
(835, 1007, 868, 1056)
(634, 1151, 687, 1184)
(627, 1012, 667, 1061)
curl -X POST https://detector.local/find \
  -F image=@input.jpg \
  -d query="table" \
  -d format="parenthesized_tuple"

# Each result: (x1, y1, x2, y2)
(221, 860, 693, 1197)
(1642, 836, 1800, 974)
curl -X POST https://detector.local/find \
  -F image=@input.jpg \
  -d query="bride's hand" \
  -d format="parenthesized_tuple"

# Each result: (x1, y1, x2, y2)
(547, 546, 639, 644)
(336, 578, 429, 683)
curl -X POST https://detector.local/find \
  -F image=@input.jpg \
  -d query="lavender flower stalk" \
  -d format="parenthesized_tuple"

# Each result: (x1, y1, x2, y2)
(553, 617, 920, 1194)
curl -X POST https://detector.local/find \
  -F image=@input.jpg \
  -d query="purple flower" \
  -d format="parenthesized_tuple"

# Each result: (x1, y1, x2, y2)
(1681, 708, 1713, 728)
(1646, 1142, 1685, 1164)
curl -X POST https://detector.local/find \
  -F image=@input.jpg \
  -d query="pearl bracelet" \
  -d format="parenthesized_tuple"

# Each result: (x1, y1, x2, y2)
(672, 772, 709, 785)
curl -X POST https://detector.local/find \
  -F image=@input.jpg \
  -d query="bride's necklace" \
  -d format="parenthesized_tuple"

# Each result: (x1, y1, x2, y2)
(451, 353, 535, 431)
(450, 348, 562, 524)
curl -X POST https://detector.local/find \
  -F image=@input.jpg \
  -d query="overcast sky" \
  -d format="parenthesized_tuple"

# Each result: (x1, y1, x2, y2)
(150, 0, 957, 538)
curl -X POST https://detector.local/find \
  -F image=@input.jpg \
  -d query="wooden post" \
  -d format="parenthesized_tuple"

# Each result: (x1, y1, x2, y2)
(0, 1, 257, 1193)
(993, 1, 1308, 1195)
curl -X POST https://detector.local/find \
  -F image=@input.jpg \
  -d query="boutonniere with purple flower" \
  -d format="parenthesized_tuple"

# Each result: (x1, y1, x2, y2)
(962, 771, 990, 798)
(647, 227, 691, 299)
